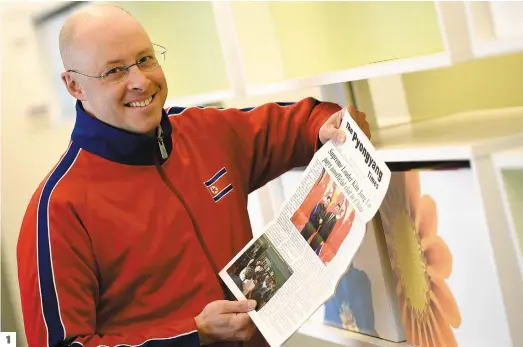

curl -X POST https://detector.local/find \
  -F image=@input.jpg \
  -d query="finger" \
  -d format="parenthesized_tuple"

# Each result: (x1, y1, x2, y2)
(232, 312, 254, 327)
(354, 111, 363, 125)
(347, 104, 358, 120)
(354, 111, 370, 136)
(238, 321, 256, 341)
(223, 300, 257, 313)
(324, 125, 346, 144)
(361, 121, 371, 140)
(231, 314, 256, 341)
(334, 109, 343, 128)
(334, 128, 346, 143)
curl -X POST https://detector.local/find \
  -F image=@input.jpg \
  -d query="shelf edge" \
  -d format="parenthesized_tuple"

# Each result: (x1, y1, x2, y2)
(377, 146, 473, 163)
(297, 321, 409, 347)
(244, 52, 451, 97)
(473, 36, 523, 58)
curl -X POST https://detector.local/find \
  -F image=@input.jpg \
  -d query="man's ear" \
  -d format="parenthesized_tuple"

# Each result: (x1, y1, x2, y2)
(61, 72, 86, 101)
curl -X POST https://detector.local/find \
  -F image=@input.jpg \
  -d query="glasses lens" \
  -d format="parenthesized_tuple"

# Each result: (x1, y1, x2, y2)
(149, 51, 165, 69)
(104, 69, 128, 84)
(141, 56, 161, 71)
(156, 52, 165, 67)
(152, 43, 166, 64)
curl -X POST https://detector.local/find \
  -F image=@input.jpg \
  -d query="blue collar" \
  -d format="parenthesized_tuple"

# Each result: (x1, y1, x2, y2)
(71, 101, 173, 166)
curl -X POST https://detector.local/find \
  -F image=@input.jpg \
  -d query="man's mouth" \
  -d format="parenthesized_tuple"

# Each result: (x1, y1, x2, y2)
(125, 93, 156, 108)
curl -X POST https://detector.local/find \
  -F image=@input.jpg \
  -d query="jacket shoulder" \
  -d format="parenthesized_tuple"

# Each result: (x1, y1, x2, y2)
(165, 105, 231, 132)
(23, 144, 86, 223)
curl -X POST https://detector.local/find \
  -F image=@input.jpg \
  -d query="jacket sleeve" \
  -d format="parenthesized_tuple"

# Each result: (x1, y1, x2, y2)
(17, 188, 199, 347)
(218, 97, 342, 193)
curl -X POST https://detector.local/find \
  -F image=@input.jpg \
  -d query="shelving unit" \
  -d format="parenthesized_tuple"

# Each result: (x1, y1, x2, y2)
(372, 106, 523, 163)
(492, 147, 523, 277)
(295, 321, 410, 347)
(493, 146, 523, 170)
(223, 1, 473, 97)
(463, 1, 523, 58)
(273, 107, 523, 347)
(26, 1, 523, 108)
(373, 107, 523, 347)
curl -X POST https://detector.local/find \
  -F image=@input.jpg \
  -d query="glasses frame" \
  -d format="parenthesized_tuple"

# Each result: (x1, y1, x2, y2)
(66, 43, 167, 83)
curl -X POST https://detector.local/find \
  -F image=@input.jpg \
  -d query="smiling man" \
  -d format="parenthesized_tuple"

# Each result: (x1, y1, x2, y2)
(58, 4, 168, 135)
(16, 3, 371, 347)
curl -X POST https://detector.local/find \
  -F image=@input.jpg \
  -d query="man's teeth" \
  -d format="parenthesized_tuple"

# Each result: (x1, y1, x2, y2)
(128, 96, 153, 108)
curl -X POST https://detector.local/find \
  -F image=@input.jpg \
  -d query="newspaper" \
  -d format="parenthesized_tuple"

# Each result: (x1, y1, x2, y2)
(219, 108, 392, 347)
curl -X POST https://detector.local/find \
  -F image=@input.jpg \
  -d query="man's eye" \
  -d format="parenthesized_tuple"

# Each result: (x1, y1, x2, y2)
(138, 55, 153, 64)
(106, 67, 125, 75)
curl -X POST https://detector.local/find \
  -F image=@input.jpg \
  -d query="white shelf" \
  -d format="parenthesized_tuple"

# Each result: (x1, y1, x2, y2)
(470, 143, 523, 347)
(372, 106, 523, 163)
(464, 1, 523, 58)
(243, 52, 456, 97)
(224, 1, 474, 97)
(296, 321, 409, 347)
(492, 146, 523, 279)
(492, 146, 523, 170)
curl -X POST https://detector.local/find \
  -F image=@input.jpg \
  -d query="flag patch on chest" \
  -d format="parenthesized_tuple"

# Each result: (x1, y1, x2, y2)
(204, 167, 233, 202)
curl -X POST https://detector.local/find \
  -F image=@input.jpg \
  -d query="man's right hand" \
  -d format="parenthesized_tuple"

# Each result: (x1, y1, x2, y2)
(195, 299, 257, 345)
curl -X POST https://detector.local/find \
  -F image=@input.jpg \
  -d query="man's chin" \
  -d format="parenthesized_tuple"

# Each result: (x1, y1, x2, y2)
(124, 114, 163, 136)
(139, 120, 162, 136)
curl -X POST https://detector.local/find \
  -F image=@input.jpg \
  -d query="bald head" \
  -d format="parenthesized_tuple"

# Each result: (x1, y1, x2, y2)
(59, 3, 141, 69)
(58, 2, 167, 135)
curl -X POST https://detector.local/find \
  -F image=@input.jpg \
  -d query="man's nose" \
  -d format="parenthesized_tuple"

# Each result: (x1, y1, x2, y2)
(126, 66, 150, 90)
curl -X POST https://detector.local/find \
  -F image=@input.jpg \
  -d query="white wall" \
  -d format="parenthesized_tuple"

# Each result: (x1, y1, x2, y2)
(1, 3, 75, 345)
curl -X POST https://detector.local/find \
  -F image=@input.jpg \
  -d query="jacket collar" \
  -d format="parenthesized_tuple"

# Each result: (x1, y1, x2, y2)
(71, 100, 173, 166)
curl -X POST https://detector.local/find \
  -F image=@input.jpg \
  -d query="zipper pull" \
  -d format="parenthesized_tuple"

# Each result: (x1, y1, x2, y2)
(157, 125, 168, 159)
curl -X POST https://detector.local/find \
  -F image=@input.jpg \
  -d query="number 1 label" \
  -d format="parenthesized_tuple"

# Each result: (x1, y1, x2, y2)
(0, 333, 16, 346)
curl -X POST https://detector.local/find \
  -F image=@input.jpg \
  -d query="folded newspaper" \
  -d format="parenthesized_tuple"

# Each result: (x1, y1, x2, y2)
(219, 108, 391, 347)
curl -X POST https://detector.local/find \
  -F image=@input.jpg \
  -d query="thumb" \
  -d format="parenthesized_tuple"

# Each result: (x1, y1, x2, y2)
(324, 123, 346, 143)
(223, 300, 257, 313)
(320, 123, 345, 144)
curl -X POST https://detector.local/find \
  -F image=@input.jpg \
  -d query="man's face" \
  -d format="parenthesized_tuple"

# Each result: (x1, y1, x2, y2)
(63, 14, 168, 134)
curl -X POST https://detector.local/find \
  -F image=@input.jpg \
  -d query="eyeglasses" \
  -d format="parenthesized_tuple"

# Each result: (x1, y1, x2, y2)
(67, 43, 167, 84)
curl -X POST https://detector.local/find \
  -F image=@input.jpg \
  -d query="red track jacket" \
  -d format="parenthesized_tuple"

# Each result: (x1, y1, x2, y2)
(17, 97, 341, 347)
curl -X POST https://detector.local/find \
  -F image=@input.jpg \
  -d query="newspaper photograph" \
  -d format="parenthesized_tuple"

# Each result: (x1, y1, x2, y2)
(291, 166, 357, 265)
(219, 108, 392, 347)
(225, 234, 293, 312)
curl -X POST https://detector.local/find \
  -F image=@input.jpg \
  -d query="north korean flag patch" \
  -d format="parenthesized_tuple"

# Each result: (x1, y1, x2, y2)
(204, 167, 233, 202)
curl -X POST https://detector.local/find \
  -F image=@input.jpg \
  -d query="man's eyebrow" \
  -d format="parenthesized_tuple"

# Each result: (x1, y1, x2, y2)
(105, 58, 124, 66)
(103, 49, 153, 67)
(137, 48, 153, 57)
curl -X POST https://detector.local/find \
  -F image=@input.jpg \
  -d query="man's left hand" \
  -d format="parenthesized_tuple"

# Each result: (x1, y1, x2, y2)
(319, 105, 371, 145)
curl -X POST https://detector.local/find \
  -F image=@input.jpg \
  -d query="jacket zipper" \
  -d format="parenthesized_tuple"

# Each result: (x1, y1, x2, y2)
(157, 125, 168, 159)
(153, 160, 220, 274)
(153, 146, 245, 346)
(153, 160, 236, 298)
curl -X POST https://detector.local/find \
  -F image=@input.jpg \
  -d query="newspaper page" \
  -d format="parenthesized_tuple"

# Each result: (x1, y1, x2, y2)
(219, 108, 391, 347)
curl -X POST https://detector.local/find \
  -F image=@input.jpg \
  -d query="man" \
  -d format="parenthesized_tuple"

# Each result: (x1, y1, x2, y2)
(310, 203, 341, 252)
(16, 4, 371, 347)
(301, 195, 330, 242)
